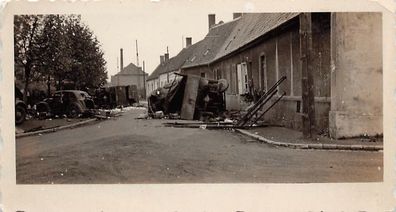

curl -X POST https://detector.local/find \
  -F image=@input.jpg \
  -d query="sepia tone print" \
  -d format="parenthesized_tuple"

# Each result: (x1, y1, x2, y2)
(14, 12, 383, 184)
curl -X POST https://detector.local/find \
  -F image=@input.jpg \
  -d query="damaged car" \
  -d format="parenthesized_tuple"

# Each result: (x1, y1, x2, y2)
(15, 86, 27, 125)
(35, 90, 95, 118)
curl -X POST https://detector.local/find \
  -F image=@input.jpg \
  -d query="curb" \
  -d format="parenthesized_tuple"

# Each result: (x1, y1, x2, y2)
(236, 129, 383, 152)
(16, 118, 98, 138)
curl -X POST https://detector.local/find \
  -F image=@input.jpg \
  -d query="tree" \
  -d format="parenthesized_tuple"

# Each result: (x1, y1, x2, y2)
(65, 17, 107, 90)
(14, 15, 44, 101)
(14, 14, 108, 98)
(38, 15, 72, 94)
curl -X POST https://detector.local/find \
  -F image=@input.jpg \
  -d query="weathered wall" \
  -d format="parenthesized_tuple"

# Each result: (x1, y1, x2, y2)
(146, 79, 159, 96)
(159, 73, 168, 87)
(182, 66, 213, 79)
(184, 14, 331, 132)
(329, 12, 383, 138)
(111, 74, 147, 88)
(111, 74, 148, 98)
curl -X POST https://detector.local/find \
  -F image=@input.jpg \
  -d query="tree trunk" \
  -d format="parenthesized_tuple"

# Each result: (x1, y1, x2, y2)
(57, 75, 62, 90)
(23, 66, 31, 103)
(47, 74, 51, 97)
(299, 13, 316, 138)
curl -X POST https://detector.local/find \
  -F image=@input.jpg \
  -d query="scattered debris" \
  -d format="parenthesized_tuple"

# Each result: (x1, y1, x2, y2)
(153, 111, 164, 119)
(236, 76, 287, 127)
(161, 76, 287, 130)
(199, 125, 207, 130)
(148, 73, 227, 120)
(137, 113, 149, 119)
(224, 118, 233, 123)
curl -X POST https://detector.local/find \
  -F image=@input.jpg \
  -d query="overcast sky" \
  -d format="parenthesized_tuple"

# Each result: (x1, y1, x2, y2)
(75, 0, 259, 81)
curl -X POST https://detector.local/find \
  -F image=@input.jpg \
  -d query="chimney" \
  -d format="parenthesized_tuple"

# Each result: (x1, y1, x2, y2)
(164, 53, 169, 62)
(208, 14, 216, 30)
(120, 48, 124, 71)
(186, 37, 192, 47)
(160, 55, 165, 64)
(233, 12, 242, 19)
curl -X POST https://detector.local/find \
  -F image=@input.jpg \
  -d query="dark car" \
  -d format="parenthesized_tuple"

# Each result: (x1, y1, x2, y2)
(15, 86, 27, 125)
(36, 90, 95, 118)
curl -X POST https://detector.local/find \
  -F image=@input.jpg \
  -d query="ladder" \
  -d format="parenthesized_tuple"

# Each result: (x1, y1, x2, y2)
(235, 76, 287, 127)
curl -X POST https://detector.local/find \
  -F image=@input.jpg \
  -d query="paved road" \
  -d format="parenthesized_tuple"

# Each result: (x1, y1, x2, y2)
(16, 109, 383, 184)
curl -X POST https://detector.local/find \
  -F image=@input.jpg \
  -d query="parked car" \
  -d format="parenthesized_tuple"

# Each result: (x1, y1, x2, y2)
(35, 90, 95, 118)
(15, 86, 27, 125)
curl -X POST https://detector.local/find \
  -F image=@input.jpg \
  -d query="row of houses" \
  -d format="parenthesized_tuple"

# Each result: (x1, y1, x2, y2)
(146, 12, 382, 139)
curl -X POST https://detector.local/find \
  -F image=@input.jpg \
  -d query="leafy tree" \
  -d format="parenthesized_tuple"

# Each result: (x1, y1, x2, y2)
(65, 17, 107, 90)
(14, 14, 108, 98)
(14, 15, 44, 101)
(38, 15, 73, 93)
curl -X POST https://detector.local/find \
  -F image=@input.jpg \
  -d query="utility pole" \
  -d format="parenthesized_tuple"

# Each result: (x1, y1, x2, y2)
(299, 13, 315, 138)
(136, 40, 141, 99)
(136, 40, 139, 67)
(116, 56, 119, 72)
(143, 60, 146, 99)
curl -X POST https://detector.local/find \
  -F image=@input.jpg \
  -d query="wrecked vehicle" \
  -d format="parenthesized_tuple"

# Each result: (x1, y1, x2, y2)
(35, 90, 95, 118)
(148, 74, 228, 120)
(15, 86, 27, 125)
(94, 85, 139, 109)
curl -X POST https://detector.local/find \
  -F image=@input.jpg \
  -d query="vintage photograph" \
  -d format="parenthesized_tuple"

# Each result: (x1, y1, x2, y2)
(14, 11, 383, 184)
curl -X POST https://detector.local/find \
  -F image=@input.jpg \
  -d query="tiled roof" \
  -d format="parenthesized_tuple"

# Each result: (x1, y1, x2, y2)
(116, 62, 145, 75)
(213, 13, 299, 61)
(147, 41, 202, 81)
(148, 13, 299, 79)
(182, 19, 240, 69)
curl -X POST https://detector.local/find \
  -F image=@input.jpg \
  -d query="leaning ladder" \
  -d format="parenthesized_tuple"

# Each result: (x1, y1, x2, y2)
(235, 76, 287, 127)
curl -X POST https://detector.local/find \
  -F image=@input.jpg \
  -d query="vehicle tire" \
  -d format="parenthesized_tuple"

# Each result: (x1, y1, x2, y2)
(15, 104, 26, 125)
(85, 99, 95, 109)
(35, 102, 51, 119)
(67, 103, 82, 118)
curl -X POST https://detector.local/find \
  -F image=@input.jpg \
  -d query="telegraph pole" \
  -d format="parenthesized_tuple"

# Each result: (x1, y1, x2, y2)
(116, 56, 119, 72)
(299, 13, 315, 138)
(136, 40, 139, 67)
(143, 60, 146, 99)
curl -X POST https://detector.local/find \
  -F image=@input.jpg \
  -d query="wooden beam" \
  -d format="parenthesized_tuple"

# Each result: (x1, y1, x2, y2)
(299, 13, 316, 138)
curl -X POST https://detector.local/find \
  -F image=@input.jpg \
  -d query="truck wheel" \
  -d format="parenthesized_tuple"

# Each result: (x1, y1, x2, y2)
(15, 104, 26, 125)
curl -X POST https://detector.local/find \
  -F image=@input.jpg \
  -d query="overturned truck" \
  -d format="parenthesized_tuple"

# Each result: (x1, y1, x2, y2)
(148, 74, 228, 120)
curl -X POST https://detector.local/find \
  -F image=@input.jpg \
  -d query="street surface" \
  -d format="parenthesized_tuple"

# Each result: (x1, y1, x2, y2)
(16, 109, 383, 184)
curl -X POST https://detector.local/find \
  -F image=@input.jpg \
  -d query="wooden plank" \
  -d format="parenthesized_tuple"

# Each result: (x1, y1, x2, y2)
(299, 13, 316, 138)
(180, 75, 200, 120)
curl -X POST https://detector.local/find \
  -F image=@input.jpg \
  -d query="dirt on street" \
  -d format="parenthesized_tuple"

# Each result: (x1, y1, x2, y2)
(16, 108, 383, 184)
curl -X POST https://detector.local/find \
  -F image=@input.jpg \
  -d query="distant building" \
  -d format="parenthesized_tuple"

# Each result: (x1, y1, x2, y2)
(146, 38, 198, 96)
(110, 62, 148, 98)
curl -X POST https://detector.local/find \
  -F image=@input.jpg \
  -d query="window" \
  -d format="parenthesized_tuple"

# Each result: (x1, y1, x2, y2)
(259, 54, 267, 91)
(200, 72, 206, 78)
(214, 68, 221, 80)
(236, 62, 248, 94)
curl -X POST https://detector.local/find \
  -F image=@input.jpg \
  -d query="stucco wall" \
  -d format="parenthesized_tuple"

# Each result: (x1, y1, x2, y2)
(146, 79, 159, 96)
(329, 12, 383, 138)
(111, 73, 148, 98)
